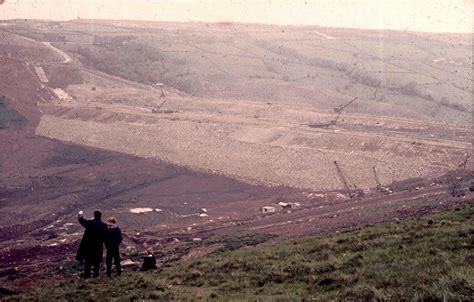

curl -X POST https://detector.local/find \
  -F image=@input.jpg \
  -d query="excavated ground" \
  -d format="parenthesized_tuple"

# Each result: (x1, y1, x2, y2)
(0, 21, 472, 294)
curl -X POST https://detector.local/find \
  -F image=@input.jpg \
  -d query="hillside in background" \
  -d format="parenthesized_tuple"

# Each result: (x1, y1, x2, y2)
(1, 19, 470, 191)
(4, 19, 471, 125)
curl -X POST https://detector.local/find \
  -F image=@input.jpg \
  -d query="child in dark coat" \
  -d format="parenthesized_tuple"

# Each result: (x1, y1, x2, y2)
(140, 248, 157, 271)
(105, 217, 122, 277)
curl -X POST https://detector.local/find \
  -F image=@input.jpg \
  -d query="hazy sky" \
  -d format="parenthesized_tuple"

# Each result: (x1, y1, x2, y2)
(0, 0, 472, 33)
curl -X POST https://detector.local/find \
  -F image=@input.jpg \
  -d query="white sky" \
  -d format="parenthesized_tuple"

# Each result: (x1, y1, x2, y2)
(0, 0, 472, 33)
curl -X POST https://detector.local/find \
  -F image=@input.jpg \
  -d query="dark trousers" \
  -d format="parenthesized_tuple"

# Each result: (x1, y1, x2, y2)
(84, 259, 100, 278)
(106, 247, 121, 276)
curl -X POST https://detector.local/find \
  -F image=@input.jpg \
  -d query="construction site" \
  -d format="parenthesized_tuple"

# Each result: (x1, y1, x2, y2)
(0, 18, 472, 296)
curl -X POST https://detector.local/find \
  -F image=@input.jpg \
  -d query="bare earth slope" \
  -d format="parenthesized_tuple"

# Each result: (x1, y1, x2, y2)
(7, 19, 468, 190)
(0, 20, 472, 294)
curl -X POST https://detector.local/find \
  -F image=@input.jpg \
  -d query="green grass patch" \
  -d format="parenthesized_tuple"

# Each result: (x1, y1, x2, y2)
(20, 204, 474, 301)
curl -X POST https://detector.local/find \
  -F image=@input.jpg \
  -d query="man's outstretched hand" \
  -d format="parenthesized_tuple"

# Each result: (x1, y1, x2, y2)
(78, 210, 84, 218)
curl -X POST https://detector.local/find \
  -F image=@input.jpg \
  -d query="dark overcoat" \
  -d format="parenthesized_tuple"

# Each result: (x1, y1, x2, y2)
(105, 226, 123, 250)
(76, 216, 107, 263)
(141, 255, 157, 271)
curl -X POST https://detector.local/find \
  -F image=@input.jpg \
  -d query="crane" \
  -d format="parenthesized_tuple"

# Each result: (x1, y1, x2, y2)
(333, 160, 357, 198)
(372, 166, 381, 188)
(309, 97, 358, 128)
(332, 96, 358, 125)
(372, 165, 392, 194)
(458, 153, 470, 170)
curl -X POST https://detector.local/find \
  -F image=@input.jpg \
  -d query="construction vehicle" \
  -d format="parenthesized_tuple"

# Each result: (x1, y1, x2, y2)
(153, 82, 166, 97)
(332, 96, 358, 125)
(333, 160, 362, 198)
(458, 153, 470, 170)
(309, 97, 358, 128)
(372, 166, 392, 194)
(151, 100, 166, 113)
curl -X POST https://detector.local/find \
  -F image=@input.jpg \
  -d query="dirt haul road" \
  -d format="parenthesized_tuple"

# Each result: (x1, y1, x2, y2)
(42, 42, 72, 64)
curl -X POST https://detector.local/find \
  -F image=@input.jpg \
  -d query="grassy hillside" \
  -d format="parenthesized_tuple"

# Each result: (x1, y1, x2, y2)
(20, 203, 473, 301)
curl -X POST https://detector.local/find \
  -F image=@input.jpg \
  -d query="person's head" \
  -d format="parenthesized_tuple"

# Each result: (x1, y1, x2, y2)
(93, 209, 102, 219)
(146, 248, 154, 255)
(107, 217, 117, 225)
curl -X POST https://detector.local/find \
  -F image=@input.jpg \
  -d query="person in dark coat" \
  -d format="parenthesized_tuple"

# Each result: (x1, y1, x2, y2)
(140, 248, 157, 271)
(76, 209, 107, 278)
(104, 217, 122, 277)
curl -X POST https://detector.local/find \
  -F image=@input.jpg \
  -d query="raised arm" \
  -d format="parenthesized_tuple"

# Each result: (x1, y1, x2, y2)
(77, 211, 89, 228)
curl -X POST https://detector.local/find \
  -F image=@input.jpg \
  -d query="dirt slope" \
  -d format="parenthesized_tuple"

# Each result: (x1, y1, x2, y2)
(4, 20, 469, 191)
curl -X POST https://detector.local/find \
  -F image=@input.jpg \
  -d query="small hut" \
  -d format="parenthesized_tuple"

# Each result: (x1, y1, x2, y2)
(261, 206, 276, 213)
